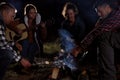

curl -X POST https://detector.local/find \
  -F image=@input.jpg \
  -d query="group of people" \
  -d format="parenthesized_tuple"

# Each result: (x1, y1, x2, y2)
(0, 0, 120, 80)
(0, 2, 47, 80)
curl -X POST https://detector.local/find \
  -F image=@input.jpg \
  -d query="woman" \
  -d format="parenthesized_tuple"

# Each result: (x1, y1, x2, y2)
(20, 4, 44, 63)
(61, 2, 86, 43)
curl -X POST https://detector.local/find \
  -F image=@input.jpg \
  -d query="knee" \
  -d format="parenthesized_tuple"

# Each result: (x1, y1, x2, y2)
(0, 50, 13, 64)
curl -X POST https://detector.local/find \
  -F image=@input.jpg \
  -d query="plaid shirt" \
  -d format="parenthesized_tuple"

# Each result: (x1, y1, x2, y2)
(0, 20, 21, 62)
(81, 7, 120, 49)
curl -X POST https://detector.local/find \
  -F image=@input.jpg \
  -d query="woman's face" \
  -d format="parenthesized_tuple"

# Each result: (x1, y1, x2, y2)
(28, 8, 37, 19)
(66, 9, 76, 22)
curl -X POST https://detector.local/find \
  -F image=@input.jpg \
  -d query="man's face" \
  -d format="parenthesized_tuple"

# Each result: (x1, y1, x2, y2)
(95, 4, 111, 19)
(2, 9, 16, 25)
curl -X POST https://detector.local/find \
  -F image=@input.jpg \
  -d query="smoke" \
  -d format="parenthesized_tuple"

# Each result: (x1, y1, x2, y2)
(58, 29, 76, 53)
(56, 29, 77, 71)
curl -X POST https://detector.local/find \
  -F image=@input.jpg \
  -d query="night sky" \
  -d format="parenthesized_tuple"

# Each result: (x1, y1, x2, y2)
(1, 0, 120, 63)
(1, 0, 119, 29)
(1, 0, 98, 30)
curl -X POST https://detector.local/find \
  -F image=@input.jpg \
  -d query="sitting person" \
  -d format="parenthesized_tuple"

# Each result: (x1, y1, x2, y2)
(61, 2, 86, 43)
(57, 3, 86, 79)
(0, 2, 31, 80)
(20, 4, 45, 63)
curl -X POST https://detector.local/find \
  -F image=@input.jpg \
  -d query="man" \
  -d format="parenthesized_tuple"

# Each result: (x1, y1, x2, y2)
(0, 2, 31, 80)
(72, 0, 120, 80)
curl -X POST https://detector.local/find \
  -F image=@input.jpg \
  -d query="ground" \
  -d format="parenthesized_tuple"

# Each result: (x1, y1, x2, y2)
(3, 59, 120, 80)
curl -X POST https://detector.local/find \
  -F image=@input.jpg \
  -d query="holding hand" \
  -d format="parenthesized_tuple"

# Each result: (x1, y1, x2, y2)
(72, 46, 84, 57)
(15, 42, 22, 51)
(20, 58, 31, 68)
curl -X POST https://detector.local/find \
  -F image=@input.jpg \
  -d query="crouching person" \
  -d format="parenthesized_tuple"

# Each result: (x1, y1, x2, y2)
(0, 2, 31, 80)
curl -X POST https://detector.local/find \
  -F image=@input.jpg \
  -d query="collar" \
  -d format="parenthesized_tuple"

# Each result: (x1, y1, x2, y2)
(24, 13, 41, 27)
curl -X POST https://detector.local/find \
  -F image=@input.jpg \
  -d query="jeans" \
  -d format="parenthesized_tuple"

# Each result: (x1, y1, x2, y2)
(0, 49, 14, 80)
(20, 39, 38, 63)
(98, 32, 120, 80)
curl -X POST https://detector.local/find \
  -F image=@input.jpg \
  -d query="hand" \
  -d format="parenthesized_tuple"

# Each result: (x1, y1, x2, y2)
(72, 46, 83, 57)
(40, 21, 46, 28)
(15, 42, 22, 51)
(9, 19, 20, 27)
(20, 58, 31, 68)
(17, 29, 23, 35)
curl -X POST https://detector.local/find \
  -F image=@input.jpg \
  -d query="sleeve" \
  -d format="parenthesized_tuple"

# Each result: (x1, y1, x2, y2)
(8, 41, 15, 46)
(11, 49, 21, 62)
(80, 14, 120, 49)
(0, 25, 21, 62)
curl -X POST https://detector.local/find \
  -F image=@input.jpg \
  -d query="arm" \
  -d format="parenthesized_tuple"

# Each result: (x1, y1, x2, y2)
(81, 14, 120, 49)
(73, 10, 120, 56)
(0, 24, 31, 68)
(0, 25, 21, 62)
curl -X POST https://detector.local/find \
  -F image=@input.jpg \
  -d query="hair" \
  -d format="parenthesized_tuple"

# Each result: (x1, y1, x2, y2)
(93, 0, 118, 9)
(62, 2, 79, 19)
(24, 4, 37, 15)
(0, 2, 16, 13)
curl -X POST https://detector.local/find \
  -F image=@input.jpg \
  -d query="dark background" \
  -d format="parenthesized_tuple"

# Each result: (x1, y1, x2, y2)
(0, 0, 120, 64)
(0, 0, 119, 32)
(1, 0, 99, 29)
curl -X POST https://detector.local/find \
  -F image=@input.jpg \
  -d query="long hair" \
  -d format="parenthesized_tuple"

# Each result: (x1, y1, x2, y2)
(24, 4, 37, 16)
(62, 2, 79, 19)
